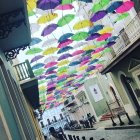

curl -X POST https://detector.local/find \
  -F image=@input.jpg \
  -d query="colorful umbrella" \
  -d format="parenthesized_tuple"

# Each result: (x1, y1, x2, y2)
(72, 32, 88, 41)
(57, 46, 73, 54)
(55, 4, 74, 10)
(58, 66, 68, 72)
(92, 47, 104, 54)
(58, 53, 72, 61)
(115, 13, 129, 22)
(72, 50, 84, 56)
(45, 67, 58, 73)
(88, 25, 104, 34)
(107, 1, 123, 13)
(73, 20, 93, 30)
(57, 14, 75, 27)
(41, 24, 58, 36)
(104, 41, 116, 48)
(86, 65, 96, 72)
(57, 39, 73, 48)
(32, 63, 45, 70)
(107, 36, 118, 42)
(27, 0, 36, 15)
(61, 0, 75, 4)
(37, 0, 60, 10)
(116, 1, 134, 13)
(90, 10, 107, 22)
(79, 0, 92, 3)
(86, 33, 100, 41)
(30, 55, 44, 63)
(30, 38, 42, 46)
(34, 68, 45, 76)
(98, 27, 113, 34)
(88, 59, 99, 65)
(83, 45, 96, 51)
(26, 48, 43, 55)
(82, 50, 93, 56)
(45, 62, 57, 68)
(57, 60, 70, 66)
(97, 33, 112, 41)
(44, 56, 58, 63)
(57, 74, 68, 80)
(43, 47, 58, 55)
(69, 61, 80, 66)
(80, 60, 89, 66)
(58, 33, 74, 42)
(46, 75, 57, 80)
(37, 75, 46, 80)
(37, 13, 58, 24)
(38, 80, 47, 85)
(46, 70, 57, 75)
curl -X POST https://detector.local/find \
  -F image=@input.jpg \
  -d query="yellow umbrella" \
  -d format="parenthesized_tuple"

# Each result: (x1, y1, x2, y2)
(43, 47, 58, 55)
(83, 45, 96, 51)
(88, 70, 97, 75)
(39, 85, 46, 91)
(98, 27, 113, 34)
(73, 20, 93, 30)
(37, 13, 58, 24)
(57, 60, 70, 66)
(66, 77, 74, 82)
(57, 69, 68, 75)
(57, 71, 67, 76)
(77, 65, 88, 71)
(27, 0, 36, 12)
(91, 53, 102, 59)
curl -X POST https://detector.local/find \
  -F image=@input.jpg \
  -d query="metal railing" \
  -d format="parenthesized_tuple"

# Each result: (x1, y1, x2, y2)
(13, 59, 34, 81)
(103, 14, 140, 66)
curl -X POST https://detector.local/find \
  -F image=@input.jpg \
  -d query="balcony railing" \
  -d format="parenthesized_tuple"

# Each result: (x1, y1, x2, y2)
(103, 14, 140, 67)
(13, 59, 35, 81)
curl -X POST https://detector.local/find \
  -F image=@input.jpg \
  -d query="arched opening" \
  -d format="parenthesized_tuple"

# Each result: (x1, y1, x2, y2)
(120, 74, 140, 115)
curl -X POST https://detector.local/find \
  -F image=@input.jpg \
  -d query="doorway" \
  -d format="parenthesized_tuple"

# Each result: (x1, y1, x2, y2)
(120, 74, 140, 115)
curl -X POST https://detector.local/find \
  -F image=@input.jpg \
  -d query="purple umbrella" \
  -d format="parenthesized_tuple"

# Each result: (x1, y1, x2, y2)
(80, 55, 91, 62)
(47, 87, 56, 92)
(37, 75, 46, 80)
(86, 65, 96, 72)
(90, 10, 107, 22)
(104, 41, 116, 48)
(30, 55, 44, 63)
(86, 33, 100, 41)
(47, 81, 56, 86)
(58, 53, 72, 61)
(41, 24, 58, 36)
(37, 0, 60, 10)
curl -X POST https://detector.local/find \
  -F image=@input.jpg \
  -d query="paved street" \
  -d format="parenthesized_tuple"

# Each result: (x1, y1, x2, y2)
(65, 129, 140, 140)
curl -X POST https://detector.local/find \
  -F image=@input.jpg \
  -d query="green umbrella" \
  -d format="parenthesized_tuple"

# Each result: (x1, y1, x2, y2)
(103, 47, 112, 53)
(97, 60, 106, 64)
(57, 14, 75, 27)
(68, 69, 77, 74)
(115, 13, 129, 22)
(57, 82, 65, 87)
(34, 68, 45, 76)
(72, 32, 88, 41)
(61, 0, 75, 4)
(95, 41, 107, 47)
(26, 48, 43, 55)
(38, 80, 47, 85)
(58, 66, 68, 72)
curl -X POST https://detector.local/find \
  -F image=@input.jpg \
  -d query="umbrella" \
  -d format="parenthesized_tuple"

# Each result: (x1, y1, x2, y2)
(103, 48, 112, 53)
(115, 13, 129, 22)
(83, 45, 96, 51)
(57, 74, 68, 80)
(43, 47, 58, 55)
(45, 62, 57, 68)
(88, 59, 99, 65)
(78, 0, 92, 3)
(95, 40, 107, 46)
(32, 63, 45, 70)
(88, 25, 104, 34)
(77, 65, 88, 71)
(57, 39, 73, 48)
(69, 61, 80, 66)
(38, 80, 47, 85)
(30, 38, 42, 46)
(61, 0, 75, 4)
(86, 33, 100, 41)
(34, 68, 45, 76)
(107, 1, 123, 13)
(72, 32, 88, 41)
(80, 60, 89, 66)
(58, 66, 68, 72)
(57, 60, 70, 66)
(37, 75, 46, 80)
(27, 0, 36, 15)
(104, 41, 116, 48)
(58, 53, 72, 61)
(46, 70, 57, 75)
(86, 65, 96, 72)
(92, 47, 104, 54)
(58, 33, 74, 43)
(90, 10, 107, 22)
(55, 4, 74, 10)
(116, 1, 134, 13)
(98, 27, 113, 34)
(73, 42, 87, 48)
(82, 50, 93, 56)
(30, 55, 44, 63)
(41, 24, 58, 36)
(37, 0, 60, 10)
(57, 46, 73, 54)
(46, 75, 57, 80)
(107, 36, 118, 42)
(42, 38, 57, 47)
(97, 33, 112, 41)
(80, 55, 91, 61)
(45, 66, 58, 73)
(26, 48, 43, 55)
(57, 14, 75, 27)
(30, 23, 40, 34)
(72, 50, 84, 56)
(44, 56, 58, 63)
(37, 13, 58, 24)
(73, 20, 93, 30)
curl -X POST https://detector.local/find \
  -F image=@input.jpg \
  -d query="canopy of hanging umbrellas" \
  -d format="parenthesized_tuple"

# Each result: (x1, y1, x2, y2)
(25, 0, 134, 110)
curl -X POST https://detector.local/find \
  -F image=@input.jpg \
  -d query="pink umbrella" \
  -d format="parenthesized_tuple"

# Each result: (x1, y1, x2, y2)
(95, 64, 103, 69)
(116, 1, 134, 13)
(55, 4, 74, 10)
(76, 74, 83, 79)
(45, 70, 57, 75)
(92, 47, 104, 54)
(57, 74, 68, 80)
(47, 84, 56, 89)
(45, 62, 57, 68)
(80, 60, 90, 66)
(97, 33, 111, 41)
(57, 39, 73, 48)
(72, 50, 84, 56)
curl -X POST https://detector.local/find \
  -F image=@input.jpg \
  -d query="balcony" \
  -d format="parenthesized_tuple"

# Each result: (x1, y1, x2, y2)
(13, 60, 40, 109)
(101, 14, 140, 74)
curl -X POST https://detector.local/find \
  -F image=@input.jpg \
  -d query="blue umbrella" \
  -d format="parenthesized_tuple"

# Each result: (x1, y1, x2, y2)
(46, 75, 57, 80)
(32, 63, 44, 70)
(86, 65, 96, 72)
(30, 37, 42, 46)
(107, 36, 118, 42)
(88, 25, 104, 34)
(57, 46, 73, 54)
(58, 33, 74, 43)
(45, 66, 58, 73)
(88, 59, 99, 65)
(69, 61, 80, 66)
(107, 1, 123, 13)
(78, 0, 92, 3)
(57, 78, 66, 83)
(82, 50, 93, 56)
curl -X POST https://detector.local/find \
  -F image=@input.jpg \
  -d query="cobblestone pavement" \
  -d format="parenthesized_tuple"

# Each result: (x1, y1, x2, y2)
(65, 129, 140, 140)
